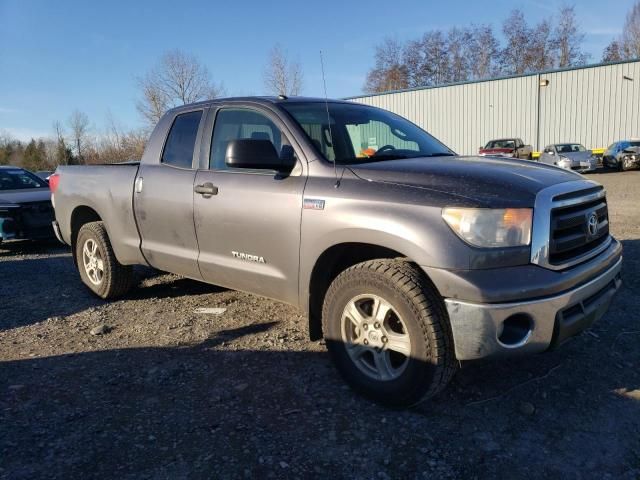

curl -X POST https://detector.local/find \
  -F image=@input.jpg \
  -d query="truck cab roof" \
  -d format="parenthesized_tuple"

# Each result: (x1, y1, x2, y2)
(165, 96, 356, 115)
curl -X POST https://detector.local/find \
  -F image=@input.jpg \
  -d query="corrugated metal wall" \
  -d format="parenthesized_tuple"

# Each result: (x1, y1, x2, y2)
(349, 60, 640, 154)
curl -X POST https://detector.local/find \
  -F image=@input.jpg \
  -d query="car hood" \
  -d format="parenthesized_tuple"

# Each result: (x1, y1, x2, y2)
(348, 155, 581, 208)
(0, 188, 51, 205)
(559, 150, 593, 162)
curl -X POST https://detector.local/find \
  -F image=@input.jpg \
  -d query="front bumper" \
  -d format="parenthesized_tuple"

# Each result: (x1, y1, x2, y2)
(557, 160, 597, 173)
(443, 256, 622, 360)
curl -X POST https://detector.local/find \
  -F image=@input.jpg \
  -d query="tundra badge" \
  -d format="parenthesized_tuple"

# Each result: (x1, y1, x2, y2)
(232, 251, 266, 263)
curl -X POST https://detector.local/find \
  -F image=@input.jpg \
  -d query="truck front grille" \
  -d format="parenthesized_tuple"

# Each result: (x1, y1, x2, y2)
(531, 181, 612, 271)
(549, 193, 609, 265)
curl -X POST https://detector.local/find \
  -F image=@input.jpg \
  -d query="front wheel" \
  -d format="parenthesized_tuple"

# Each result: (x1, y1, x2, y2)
(322, 259, 456, 406)
(75, 221, 134, 299)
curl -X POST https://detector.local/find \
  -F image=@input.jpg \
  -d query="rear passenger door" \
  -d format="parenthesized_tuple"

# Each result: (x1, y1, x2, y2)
(134, 108, 205, 279)
(193, 105, 306, 304)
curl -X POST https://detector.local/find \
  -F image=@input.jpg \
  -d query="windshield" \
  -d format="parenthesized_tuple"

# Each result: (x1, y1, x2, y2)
(0, 168, 48, 191)
(281, 102, 454, 165)
(556, 143, 586, 153)
(485, 140, 515, 149)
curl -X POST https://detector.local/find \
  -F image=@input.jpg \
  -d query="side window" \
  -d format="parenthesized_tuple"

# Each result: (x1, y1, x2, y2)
(210, 108, 285, 170)
(161, 110, 203, 168)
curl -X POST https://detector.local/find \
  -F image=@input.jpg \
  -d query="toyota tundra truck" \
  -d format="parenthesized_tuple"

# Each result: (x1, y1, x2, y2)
(50, 97, 622, 406)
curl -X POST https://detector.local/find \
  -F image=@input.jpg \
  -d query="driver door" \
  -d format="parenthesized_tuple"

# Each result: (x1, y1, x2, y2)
(193, 105, 306, 304)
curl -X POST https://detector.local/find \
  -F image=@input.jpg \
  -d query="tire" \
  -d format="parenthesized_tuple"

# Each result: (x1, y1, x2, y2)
(619, 157, 632, 172)
(322, 259, 456, 406)
(75, 221, 134, 299)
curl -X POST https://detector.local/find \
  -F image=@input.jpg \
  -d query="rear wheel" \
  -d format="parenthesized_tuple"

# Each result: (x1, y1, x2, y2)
(75, 221, 134, 299)
(322, 259, 456, 406)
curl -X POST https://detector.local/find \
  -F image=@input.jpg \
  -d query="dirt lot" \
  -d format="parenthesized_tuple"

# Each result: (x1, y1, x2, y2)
(1, 171, 639, 479)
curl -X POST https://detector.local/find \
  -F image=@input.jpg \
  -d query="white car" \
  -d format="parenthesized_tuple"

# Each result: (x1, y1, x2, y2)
(539, 143, 597, 173)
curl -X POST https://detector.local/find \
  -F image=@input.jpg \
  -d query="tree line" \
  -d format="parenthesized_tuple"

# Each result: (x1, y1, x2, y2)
(0, 112, 147, 172)
(365, 3, 640, 93)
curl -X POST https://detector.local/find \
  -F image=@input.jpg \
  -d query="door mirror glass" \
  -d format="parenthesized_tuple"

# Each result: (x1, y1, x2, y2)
(225, 139, 294, 171)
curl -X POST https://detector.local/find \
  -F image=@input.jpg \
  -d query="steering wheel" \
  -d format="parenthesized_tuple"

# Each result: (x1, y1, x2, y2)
(376, 145, 396, 154)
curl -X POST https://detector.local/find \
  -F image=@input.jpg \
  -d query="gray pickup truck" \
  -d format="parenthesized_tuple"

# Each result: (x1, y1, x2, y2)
(51, 97, 622, 406)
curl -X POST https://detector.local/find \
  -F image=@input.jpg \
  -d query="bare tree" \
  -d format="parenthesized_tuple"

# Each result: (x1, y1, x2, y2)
(403, 31, 449, 88)
(621, 1, 640, 58)
(99, 111, 147, 164)
(137, 49, 224, 126)
(364, 38, 409, 93)
(469, 25, 500, 80)
(602, 40, 624, 61)
(553, 6, 589, 67)
(447, 28, 473, 82)
(500, 10, 532, 75)
(68, 110, 90, 163)
(528, 19, 556, 71)
(600, 2, 640, 61)
(52, 120, 74, 166)
(263, 45, 304, 96)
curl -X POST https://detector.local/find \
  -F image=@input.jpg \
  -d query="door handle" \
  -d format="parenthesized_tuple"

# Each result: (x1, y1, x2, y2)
(194, 182, 218, 196)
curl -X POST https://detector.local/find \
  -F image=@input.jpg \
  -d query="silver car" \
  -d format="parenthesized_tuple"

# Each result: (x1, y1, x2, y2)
(539, 143, 597, 173)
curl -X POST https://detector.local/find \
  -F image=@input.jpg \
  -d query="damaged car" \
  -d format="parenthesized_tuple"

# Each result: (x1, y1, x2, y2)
(0, 166, 54, 243)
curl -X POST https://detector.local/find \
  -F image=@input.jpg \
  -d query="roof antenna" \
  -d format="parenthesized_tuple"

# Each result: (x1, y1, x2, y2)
(320, 50, 340, 188)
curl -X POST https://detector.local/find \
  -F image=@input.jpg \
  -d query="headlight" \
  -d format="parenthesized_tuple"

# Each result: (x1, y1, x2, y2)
(442, 208, 532, 248)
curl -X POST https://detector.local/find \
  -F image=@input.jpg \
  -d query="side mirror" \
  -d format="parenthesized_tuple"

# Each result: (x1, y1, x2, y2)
(225, 139, 295, 172)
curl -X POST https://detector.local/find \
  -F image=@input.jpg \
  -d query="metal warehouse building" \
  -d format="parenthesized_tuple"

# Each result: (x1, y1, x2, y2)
(348, 59, 640, 155)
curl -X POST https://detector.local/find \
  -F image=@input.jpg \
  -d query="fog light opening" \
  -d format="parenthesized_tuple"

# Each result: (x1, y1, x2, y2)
(498, 313, 533, 348)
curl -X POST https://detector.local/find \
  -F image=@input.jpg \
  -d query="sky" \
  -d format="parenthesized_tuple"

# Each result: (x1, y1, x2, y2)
(0, 0, 635, 141)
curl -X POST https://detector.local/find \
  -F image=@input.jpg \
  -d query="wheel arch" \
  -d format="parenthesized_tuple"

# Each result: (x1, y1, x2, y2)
(306, 242, 432, 341)
(70, 206, 102, 265)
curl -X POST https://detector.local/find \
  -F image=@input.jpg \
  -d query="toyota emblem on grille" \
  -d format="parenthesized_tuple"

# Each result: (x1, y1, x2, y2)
(587, 212, 599, 237)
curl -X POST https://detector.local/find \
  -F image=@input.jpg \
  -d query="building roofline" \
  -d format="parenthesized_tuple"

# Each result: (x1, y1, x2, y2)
(345, 58, 640, 100)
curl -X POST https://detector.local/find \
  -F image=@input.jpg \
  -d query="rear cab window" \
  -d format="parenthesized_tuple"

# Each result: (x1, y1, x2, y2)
(161, 110, 203, 168)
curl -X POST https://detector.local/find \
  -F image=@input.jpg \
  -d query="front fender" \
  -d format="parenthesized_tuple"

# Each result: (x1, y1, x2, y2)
(297, 173, 473, 310)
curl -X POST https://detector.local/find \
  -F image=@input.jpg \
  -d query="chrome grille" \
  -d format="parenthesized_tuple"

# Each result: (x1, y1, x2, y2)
(531, 180, 612, 270)
(549, 195, 609, 265)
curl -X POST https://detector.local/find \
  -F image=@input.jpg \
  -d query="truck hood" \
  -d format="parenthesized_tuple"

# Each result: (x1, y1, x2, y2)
(348, 155, 580, 207)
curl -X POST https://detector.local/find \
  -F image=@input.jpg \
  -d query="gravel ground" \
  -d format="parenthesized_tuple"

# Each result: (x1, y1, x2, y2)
(1, 171, 639, 479)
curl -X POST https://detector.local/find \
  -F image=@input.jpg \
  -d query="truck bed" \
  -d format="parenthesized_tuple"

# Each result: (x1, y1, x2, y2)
(53, 163, 147, 266)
